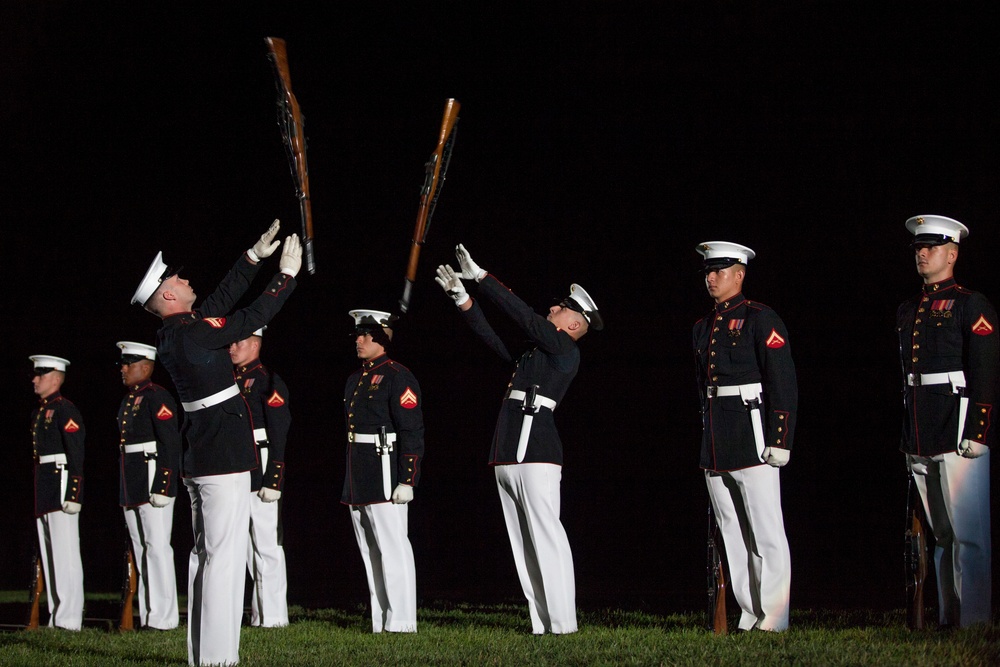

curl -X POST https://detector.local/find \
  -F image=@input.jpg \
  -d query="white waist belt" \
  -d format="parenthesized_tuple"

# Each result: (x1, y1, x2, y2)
(706, 382, 763, 399)
(37, 453, 68, 465)
(182, 384, 240, 412)
(507, 389, 557, 411)
(348, 432, 398, 445)
(123, 440, 157, 454)
(907, 370, 966, 388)
(253, 428, 269, 443)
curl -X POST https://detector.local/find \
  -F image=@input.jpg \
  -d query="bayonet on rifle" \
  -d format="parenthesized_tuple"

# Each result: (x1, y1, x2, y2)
(399, 98, 461, 313)
(265, 36, 316, 275)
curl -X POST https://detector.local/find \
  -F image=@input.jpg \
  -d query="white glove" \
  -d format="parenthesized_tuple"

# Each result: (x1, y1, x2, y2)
(906, 454, 929, 475)
(391, 484, 414, 504)
(62, 501, 82, 514)
(455, 243, 487, 282)
(958, 439, 988, 459)
(435, 265, 469, 306)
(279, 233, 302, 277)
(247, 219, 282, 262)
(258, 487, 282, 503)
(148, 493, 171, 508)
(762, 447, 790, 467)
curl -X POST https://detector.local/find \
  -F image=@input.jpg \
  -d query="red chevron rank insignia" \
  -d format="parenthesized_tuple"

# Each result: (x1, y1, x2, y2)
(64, 419, 80, 433)
(766, 329, 786, 349)
(204, 317, 226, 328)
(267, 390, 286, 407)
(972, 314, 995, 336)
(400, 387, 418, 409)
(156, 405, 174, 420)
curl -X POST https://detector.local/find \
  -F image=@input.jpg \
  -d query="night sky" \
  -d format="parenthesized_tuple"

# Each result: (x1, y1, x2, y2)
(4, 2, 999, 616)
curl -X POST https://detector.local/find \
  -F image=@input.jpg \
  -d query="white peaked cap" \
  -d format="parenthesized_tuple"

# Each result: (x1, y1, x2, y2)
(132, 251, 170, 305)
(905, 215, 969, 244)
(567, 284, 603, 330)
(695, 241, 756, 267)
(116, 341, 157, 360)
(350, 309, 394, 327)
(30, 355, 70, 372)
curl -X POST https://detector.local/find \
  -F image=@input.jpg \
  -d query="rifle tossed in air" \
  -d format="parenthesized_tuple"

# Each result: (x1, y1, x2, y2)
(265, 36, 316, 275)
(399, 98, 461, 314)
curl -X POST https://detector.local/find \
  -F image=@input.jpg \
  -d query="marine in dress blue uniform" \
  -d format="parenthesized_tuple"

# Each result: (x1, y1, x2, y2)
(342, 310, 423, 633)
(132, 221, 301, 666)
(693, 242, 796, 632)
(435, 245, 602, 635)
(116, 341, 182, 630)
(898, 215, 997, 627)
(30, 354, 85, 631)
(230, 327, 290, 627)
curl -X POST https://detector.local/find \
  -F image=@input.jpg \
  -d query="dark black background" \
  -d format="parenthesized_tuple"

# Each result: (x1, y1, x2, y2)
(3, 1, 999, 617)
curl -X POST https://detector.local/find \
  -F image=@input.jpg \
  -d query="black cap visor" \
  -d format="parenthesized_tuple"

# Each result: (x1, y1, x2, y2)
(911, 234, 954, 248)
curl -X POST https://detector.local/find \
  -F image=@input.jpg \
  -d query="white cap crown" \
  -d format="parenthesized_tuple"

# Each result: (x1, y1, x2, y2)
(116, 341, 157, 361)
(30, 355, 70, 372)
(905, 215, 969, 244)
(132, 251, 170, 305)
(696, 241, 756, 267)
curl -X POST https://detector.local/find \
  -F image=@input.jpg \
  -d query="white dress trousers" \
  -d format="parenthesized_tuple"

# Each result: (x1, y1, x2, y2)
(124, 498, 179, 629)
(494, 463, 578, 634)
(247, 488, 288, 627)
(349, 502, 417, 633)
(910, 449, 992, 627)
(185, 472, 251, 666)
(36, 510, 84, 630)
(706, 465, 791, 631)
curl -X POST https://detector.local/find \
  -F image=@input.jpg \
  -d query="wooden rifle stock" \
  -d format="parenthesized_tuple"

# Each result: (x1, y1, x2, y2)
(26, 552, 44, 629)
(905, 474, 928, 629)
(119, 545, 138, 631)
(707, 504, 728, 635)
(399, 98, 461, 313)
(265, 36, 316, 275)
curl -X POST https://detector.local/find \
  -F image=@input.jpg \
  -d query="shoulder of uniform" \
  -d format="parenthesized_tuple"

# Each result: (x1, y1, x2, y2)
(386, 359, 413, 374)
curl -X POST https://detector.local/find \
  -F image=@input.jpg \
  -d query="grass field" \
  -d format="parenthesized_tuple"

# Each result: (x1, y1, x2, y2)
(0, 593, 997, 666)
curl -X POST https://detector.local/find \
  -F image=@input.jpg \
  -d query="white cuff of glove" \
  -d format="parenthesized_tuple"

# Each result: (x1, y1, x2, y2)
(763, 447, 790, 467)
(906, 454, 929, 476)
(958, 439, 988, 459)
(391, 484, 414, 504)
(258, 487, 282, 502)
(62, 501, 82, 514)
(246, 247, 262, 263)
(148, 493, 170, 508)
(280, 267, 299, 278)
(454, 292, 470, 306)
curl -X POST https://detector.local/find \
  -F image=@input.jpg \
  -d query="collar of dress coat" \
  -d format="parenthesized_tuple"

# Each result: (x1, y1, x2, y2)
(128, 379, 153, 394)
(39, 391, 63, 406)
(362, 354, 389, 371)
(922, 277, 957, 295)
(235, 360, 263, 376)
(714, 292, 746, 313)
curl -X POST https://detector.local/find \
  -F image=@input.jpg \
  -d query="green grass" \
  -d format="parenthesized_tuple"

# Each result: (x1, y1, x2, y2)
(0, 595, 997, 666)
